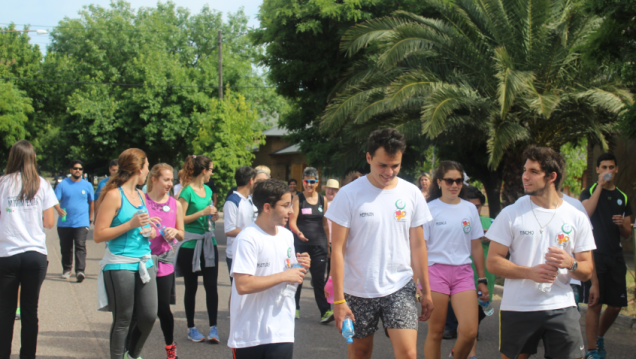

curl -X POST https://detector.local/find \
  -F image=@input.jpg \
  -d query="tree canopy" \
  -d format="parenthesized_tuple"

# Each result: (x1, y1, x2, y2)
(322, 0, 632, 207)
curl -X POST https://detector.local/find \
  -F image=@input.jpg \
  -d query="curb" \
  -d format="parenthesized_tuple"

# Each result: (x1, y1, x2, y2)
(494, 285, 636, 332)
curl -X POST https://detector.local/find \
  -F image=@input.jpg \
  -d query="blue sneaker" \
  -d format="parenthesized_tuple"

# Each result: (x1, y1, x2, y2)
(585, 350, 599, 359)
(207, 325, 220, 343)
(597, 337, 606, 359)
(187, 327, 205, 342)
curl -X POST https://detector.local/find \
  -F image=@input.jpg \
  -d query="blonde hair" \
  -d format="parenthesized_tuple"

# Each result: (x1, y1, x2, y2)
(254, 165, 271, 176)
(146, 163, 174, 193)
(416, 172, 432, 190)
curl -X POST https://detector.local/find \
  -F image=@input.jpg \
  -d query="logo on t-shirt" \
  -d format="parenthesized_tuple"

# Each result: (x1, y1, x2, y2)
(360, 212, 374, 217)
(318, 205, 323, 213)
(5, 208, 14, 213)
(394, 199, 407, 221)
(562, 223, 573, 234)
(617, 199, 623, 206)
(286, 247, 292, 268)
(556, 233, 570, 246)
(257, 262, 270, 268)
(462, 219, 471, 233)
(81, 190, 86, 195)
(520, 230, 534, 235)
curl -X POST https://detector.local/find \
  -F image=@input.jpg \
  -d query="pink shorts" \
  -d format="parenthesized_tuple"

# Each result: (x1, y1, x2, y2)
(428, 263, 475, 296)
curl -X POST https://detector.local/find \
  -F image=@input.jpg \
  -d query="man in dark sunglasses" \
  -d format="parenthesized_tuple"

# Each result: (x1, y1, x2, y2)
(53, 159, 95, 283)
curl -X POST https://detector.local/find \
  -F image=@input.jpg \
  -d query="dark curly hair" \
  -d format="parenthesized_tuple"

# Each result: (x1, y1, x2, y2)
(367, 128, 406, 157)
(523, 146, 565, 191)
(181, 155, 212, 186)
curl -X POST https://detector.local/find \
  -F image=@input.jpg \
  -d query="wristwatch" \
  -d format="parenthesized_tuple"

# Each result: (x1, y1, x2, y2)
(568, 257, 578, 271)
(477, 277, 488, 285)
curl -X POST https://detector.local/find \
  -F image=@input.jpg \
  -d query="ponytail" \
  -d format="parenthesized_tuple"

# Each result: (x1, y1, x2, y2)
(181, 155, 212, 186)
(97, 148, 147, 208)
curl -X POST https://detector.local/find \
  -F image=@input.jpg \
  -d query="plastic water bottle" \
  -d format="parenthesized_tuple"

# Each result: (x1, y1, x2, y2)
(137, 206, 151, 237)
(281, 264, 304, 297)
(477, 291, 494, 316)
(208, 205, 216, 232)
(61, 208, 67, 222)
(342, 315, 354, 344)
(603, 172, 612, 182)
(538, 242, 564, 293)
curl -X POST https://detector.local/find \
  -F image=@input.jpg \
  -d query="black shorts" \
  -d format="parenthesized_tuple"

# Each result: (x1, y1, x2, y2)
(500, 307, 584, 359)
(344, 280, 418, 339)
(232, 343, 293, 359)
(582, 253, 628, 307)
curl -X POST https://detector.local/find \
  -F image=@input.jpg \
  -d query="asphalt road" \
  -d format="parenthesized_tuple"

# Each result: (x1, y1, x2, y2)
(10, 218, 635, 358)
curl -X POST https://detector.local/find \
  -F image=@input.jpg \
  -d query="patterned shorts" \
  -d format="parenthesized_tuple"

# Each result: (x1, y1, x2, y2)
(344, 280, 418, 338)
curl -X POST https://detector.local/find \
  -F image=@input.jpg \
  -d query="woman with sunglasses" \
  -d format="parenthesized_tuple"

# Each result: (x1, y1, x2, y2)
(422, 161, 488, 359)
(289, 167, 332, 323)
(175, 155, 220, 343)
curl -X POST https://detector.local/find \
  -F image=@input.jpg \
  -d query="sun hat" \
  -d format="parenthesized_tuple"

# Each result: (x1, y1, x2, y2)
(325, 179, 340, 189)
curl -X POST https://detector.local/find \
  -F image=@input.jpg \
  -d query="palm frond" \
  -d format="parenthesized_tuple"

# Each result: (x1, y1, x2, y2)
(494, 47, 535, 118)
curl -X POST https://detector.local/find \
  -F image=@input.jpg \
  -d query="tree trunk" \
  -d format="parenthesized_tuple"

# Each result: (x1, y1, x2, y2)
(501, 148, 526, 208)
(481, 168, 503, 218)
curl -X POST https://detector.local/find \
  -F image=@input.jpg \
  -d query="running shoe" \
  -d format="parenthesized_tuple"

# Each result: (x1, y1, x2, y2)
(15, 308, 20, 320)
(187, 327, 205, 342)
(321, 310, 335, 324)
(76, 272, 86, 283)
(449, 348, 454, 358)
(207, 326, 220, 343)
(295, 309, 300, 319)
(597, 337, 606, 359)
(61, 271, 71, 279)
(585, 350, 600, 359)
(165, 343, 177, 359)
(124, 352, 142, 359)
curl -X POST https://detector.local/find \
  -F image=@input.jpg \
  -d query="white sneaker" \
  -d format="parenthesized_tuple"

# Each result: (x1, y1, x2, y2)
(61, 272, 71, 279)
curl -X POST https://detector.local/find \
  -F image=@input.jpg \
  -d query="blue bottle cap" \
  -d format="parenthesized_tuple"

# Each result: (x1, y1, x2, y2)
(346, 338, 353, 344)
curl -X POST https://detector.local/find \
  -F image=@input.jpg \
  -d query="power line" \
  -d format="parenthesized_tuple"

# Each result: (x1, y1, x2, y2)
(0, 77, 273, 89)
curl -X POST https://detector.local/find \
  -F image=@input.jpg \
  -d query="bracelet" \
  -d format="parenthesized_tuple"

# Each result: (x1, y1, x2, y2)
(333, 299, 346, 305)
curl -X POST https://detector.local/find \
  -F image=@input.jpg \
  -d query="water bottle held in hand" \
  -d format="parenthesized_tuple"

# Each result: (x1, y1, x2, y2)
(281, 264, 303, 297)
(538, 242, 565, 293)
(342, 315, 354, 344)
(477, 291, 494, 316)
(137, 206, 152, 237)
(603, 172, 612, 182)
(61, 208, 67, 222)
(208, 204, 216, 232)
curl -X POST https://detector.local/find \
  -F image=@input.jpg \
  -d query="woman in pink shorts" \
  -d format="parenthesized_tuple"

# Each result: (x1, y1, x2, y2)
(145, 164, 184, 359)
(422, 161, 489, 359)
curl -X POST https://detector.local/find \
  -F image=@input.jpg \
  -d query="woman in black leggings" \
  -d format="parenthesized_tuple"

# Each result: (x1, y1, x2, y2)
(0, 140, 57, 359)
(176, 155, 220, 343)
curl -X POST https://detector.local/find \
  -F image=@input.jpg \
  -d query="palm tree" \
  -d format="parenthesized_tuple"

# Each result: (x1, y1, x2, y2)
(322, 0, 632, 207)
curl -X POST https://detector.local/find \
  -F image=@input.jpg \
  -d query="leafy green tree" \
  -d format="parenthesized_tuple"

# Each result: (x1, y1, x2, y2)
(323, 0, 632, 209)
(0, 81, 32, 164)
(193, 92, 265, 206)
(560, 139, 587, 197)
(42, 0, 285, 174)
(583, 0, 636, 138)
(252, 0, 437, 176)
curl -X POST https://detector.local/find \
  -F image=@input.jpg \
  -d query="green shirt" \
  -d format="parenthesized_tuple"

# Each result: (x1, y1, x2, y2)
(179, 184, 215, 248)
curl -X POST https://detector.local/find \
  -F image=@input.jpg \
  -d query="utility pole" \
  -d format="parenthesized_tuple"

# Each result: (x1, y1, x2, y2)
(218, 30, 223, 100)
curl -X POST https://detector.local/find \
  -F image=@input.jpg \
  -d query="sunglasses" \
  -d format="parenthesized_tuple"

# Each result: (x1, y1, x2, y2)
(303, 179, 318, 185)
(441, 178, 463, 186)
(72, 167, 84, 171)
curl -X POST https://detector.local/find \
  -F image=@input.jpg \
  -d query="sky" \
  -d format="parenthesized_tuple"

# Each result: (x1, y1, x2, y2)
(1, 0, 264, 51)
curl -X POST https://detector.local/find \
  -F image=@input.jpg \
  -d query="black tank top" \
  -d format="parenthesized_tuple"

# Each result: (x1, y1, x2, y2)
(296, 192, 327, 246)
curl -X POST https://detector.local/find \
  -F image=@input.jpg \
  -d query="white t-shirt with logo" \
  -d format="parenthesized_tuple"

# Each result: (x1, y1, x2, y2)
(223, 191, 257, 259)
(325, 176, 432, 298)
(0, 176, 58, 257)
(486, 196, 596, 311)
(228, 223, 296, 348)
(424, 199, 484, 266)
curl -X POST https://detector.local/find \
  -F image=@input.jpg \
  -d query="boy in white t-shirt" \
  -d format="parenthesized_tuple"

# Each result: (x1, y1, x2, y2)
(487, 146, 596, 359)
(228, 179, 310, 359)
(326, 128, 433, 359)
(224, 166, 257, 281)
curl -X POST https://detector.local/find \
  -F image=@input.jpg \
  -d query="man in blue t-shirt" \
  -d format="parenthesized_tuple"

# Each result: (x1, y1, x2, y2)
(54, 159, 95, 282)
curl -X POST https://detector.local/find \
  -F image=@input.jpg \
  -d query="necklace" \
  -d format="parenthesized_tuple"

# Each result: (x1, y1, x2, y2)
(530, 198, 562, 234)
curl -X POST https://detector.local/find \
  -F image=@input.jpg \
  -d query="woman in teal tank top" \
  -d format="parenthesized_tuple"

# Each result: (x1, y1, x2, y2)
(94, 148, 159, 359)
(175, 155, 221, 343)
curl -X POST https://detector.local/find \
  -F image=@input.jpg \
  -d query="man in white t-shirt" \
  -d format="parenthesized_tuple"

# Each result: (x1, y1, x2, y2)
(487, 146, 596, 359)
(224, 166, 258, 281)
(326, 128, 433, 359)
(228, 179, 310, 359)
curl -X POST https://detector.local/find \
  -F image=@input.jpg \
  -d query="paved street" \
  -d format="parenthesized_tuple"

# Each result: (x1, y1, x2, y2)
(9, 218, 635, 358)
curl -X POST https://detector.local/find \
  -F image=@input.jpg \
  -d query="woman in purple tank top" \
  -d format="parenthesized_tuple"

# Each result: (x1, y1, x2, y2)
(145, 164, 184, 359)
